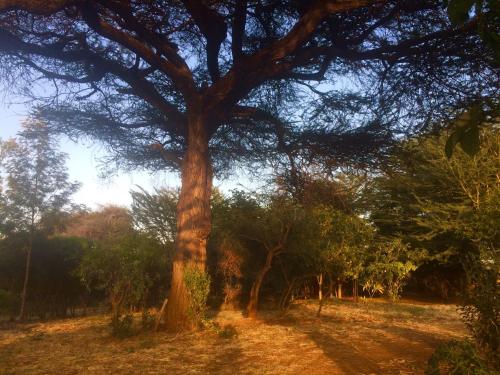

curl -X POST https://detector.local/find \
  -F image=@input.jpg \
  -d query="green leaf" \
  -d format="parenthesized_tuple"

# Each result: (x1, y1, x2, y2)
(459, 124, 480, 156)
(445, 105, 484, 158)
(445, 128, 464, 158)
(447, 0, 476, 24)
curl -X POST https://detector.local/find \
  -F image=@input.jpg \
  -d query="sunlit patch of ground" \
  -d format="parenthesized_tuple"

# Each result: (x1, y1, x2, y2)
(0, 299, 466, 374)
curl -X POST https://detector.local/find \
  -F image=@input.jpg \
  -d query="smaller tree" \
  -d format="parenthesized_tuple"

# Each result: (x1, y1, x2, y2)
(218, 192, 300, 318)
(71, 206, 169, 334)
(364, 239, 423, 301)
(289, 205, 372, 310)
(217, 236, 244, 308)
(130, 186, 178, 244)
(183, 265, 211, 328)
(79, 233, 166, 330)
(0, 119, 79, 319)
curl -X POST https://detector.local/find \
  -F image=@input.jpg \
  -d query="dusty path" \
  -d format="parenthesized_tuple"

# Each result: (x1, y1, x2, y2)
(0, 300, 466, 374)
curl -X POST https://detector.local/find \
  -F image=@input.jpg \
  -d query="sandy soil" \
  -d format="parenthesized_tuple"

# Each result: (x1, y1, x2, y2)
(0, 299, 467, 374)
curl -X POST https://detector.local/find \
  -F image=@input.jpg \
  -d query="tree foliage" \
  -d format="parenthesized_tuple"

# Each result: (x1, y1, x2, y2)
(0, 120, 80, 235)
(0, 1, 495, 172)
(75, 206, 169, 326)
(0, 0, 496, 330)
(368, 126, 499, 363)
(130, 186, 178, 244)
(0, 119, 79, 319)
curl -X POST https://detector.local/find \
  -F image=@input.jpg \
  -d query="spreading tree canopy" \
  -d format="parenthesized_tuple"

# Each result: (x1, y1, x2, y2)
(0, 0, 497, 330)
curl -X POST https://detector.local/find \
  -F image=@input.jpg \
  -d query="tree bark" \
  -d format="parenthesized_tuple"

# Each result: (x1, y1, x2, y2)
(316, 273, 324, 317)
(18, 242, 32, 321)
(317, 273, 323, 302)
(18, 205, 36, 321)
(247, 247, 278, 318)
(328, 273, 334, 299)
(280, 277, 297, 311)
(353, 278, 359, 303)
(164, 113, 213, 332)
(337, 280, 343, 299)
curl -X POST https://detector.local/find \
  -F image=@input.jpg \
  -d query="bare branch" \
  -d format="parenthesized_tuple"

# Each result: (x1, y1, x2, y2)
(182, 0, 227, 82)
(231, 0, 247, 63)
(208, 0, 377, 109)
(0, 0, 70, 14)
(78, 3, 196, 99)
(0, 28, 186, 125)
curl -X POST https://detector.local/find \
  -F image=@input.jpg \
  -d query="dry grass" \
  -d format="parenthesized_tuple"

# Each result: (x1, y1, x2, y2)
(0, 299, 467, 374)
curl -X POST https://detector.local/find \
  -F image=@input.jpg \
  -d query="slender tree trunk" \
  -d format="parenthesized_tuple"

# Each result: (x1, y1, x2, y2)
(154, 298, 169, 331)
(353, 278, 359, 303)
(328, 273, 334, 299)
(280, 277, 297, 311)
(18, 241, 32, 321)
(19, 166, 39, 322)
(18, 213, 35, 321)
(317, 273, 323, 302)
(316, 273, 324, 317)
(337, 280, 343, 299)
(164, 114, 213, 332)
(247, 247, 278, 318)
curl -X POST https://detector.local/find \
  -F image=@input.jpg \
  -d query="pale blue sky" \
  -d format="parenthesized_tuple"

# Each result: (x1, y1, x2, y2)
(0, 102, 255, 208)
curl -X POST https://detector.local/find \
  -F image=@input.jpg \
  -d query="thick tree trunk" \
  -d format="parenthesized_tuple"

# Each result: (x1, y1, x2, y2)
(164, 114, 213, 332)
(247, 247, 277, 318)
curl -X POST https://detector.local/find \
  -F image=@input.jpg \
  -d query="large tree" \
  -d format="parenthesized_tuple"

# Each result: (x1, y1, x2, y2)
(0, 0, 496, 330)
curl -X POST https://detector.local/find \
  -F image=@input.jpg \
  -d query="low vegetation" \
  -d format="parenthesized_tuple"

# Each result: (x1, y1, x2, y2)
(1, 300, 468, 374)
(0, 122, 497, 374)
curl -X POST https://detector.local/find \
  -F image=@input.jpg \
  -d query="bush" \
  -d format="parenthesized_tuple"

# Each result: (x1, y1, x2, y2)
(460, 261, 499, 366)
(110, 314, 134, 339)
(79, 232, 168, 324)
(183, 266, 211, 328)
(0, 289, 18, 316)
(219, 324, 238, 339)
(426, 340, 494, 375)
(141, 310, 155, 331)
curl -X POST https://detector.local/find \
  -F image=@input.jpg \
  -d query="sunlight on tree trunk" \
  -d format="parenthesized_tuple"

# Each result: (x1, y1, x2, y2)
(317, 273, 324, 317)
(328, 274, 334, 299)
(164, 115, 212, 331)
(353, 278, 359, 303)
(317, 273, 323, 302)
(248, 247, 277, 319)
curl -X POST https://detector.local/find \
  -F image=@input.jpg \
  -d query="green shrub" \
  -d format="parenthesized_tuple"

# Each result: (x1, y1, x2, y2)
(0, 289, 18, 316)
(141, 310, 155, 331)
(425, 340, 494, 375)
(183, 266, 211, 328)
(110, 314, 134, 338)
(219, 324, 238, 339)
(459, 262, 499, 366)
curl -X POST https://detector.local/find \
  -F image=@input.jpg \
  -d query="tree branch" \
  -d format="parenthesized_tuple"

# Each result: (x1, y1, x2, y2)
(94, 1, 194, 84)
(182, 0, 227, 82)
(78, 2, 196, 99)
(0, 0, 70, 14)
(231, 0, 247, 63)
(208, 0, 377, 110)
(0, 28, 186, 126)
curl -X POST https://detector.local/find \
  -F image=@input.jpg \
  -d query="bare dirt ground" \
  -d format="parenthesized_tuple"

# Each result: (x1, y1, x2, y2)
(0, 299, 467, 375)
